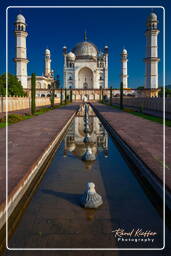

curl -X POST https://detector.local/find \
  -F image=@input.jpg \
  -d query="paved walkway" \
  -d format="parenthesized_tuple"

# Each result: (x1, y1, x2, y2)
(0, 103, 79, 209)
(92, 103, 171, 192)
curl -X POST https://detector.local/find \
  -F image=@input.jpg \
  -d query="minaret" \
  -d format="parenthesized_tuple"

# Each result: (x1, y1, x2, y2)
(120, 48, 128, 88)
(44, 48, 51, 77)
(144, 12, 160, 89)
(104, 45, 109, 88)
(63, 46, 67, 88)
(14, 14, 29, 89)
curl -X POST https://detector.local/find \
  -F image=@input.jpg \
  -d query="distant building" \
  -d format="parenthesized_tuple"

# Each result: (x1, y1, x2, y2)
(13, 12, 160, 95)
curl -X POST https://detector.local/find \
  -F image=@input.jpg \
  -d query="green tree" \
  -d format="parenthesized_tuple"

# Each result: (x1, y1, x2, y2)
(100, 86, 102, 102)
(50, 82, 55, 108)
(158, 87, 171, 97)
(136, 86, 144, 90)
(110, 86, 112, 105)
(0, 73, 26, 96)
(120, 82, 123, 110)
(70, 88, 73, 103)
(55, 75, 60, 89)
(31, 73, 36, 114)
(65, 88, 67, 104)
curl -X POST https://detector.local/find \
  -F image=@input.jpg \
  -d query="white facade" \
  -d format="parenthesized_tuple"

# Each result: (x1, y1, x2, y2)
(63, 36, 108, 89)
(144, 12, 160, 89)
(120, 49, 128, 88)
(14, 14, 29, 89)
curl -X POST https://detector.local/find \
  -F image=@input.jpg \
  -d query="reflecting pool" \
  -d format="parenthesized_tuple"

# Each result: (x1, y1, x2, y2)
(5, 104, 169, 251)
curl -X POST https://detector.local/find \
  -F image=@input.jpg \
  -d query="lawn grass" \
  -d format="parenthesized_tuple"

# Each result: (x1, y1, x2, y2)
(127, 111, 171, 127)
(106, 103, 171, 127)
(0, 103, 70, 128)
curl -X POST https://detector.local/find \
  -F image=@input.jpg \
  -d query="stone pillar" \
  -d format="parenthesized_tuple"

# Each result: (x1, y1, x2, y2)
(63, 46, 67, 89)
(120, 49, 128, 89)
(44, 49, 51, 77)
(104, 45, 108, 88)
(144, 12, 160, 89)
(14, 14, 29, 89)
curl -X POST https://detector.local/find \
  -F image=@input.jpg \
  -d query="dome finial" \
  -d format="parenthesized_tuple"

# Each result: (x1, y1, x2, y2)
(84, 30, 88, 41)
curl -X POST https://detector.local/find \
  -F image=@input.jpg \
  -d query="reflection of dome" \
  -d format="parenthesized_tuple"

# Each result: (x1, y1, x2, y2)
(147, 12, 157, 22)
(71, 142, 96, 158)
(72, 144, 86, 157)
(91, 146, 97, 155)
(72, 41, 98, 57)
(16, 14, 25, 23)
(66, 142, 76, 152)
(67, 51, 76, 60)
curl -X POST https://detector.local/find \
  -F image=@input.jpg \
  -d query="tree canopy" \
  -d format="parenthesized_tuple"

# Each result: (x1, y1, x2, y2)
(158, 87, 171, 97)
(55, 75, 60, 89)
(136, 86, 144, 90)
(0, 73, 26, 96)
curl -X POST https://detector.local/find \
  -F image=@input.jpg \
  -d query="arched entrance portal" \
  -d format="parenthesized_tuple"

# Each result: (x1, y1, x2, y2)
(78, 67, 93, 89)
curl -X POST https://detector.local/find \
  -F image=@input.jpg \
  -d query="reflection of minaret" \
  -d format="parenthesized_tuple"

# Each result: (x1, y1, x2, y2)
(44, 48, 51, 77)
(14, 14, 29, 88)
(144, 12, 160, 89)
(104, 130, 108, 150)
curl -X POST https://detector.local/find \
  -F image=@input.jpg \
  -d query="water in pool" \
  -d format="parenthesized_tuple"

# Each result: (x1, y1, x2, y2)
(5, 104, 170, 251)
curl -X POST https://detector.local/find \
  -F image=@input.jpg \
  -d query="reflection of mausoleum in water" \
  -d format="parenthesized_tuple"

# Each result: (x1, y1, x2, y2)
(64, 110, 108, 165)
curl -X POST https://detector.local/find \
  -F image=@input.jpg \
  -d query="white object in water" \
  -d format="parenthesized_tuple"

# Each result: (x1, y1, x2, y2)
(81, 182, 103, 208)
(82, 147, 96, 161)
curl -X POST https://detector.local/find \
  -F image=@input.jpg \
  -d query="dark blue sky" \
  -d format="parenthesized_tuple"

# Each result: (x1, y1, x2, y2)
(1, 0, 171, 88)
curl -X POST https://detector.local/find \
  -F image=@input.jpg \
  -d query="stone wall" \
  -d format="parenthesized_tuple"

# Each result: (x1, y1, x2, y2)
(0, 96, 60, 113)
(112, 97, 171, 114)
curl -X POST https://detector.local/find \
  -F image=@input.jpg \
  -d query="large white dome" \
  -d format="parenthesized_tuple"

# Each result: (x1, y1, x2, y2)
(72, 41, 98, 57)
(16, 14, 25, 23)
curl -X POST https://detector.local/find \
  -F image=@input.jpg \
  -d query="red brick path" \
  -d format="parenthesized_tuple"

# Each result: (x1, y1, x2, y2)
(92, 103, 171, 192)
(0, 104, 79, 208)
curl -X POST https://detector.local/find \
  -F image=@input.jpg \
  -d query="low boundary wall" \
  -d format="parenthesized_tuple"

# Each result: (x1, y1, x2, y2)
(112, 97, 171, 114)
(0, 97, 60, 113)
